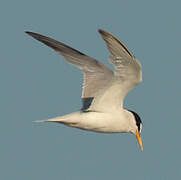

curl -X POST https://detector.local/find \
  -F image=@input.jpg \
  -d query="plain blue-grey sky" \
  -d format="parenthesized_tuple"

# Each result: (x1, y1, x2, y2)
(1, 0, 181, 179)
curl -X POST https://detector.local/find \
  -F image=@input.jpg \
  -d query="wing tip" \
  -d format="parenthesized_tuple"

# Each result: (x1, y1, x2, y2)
(25, 31, 30, 34)
(25, 31, 41, 39)
(98, 29, 108, 36)
(25, 31, 35, 36)
(98, 29, 115, 41)
(98, 29, 103, 33)
(98, 29, 134, 58)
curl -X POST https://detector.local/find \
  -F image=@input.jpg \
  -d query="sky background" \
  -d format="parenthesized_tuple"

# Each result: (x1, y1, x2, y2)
(1, 0, 181, 179)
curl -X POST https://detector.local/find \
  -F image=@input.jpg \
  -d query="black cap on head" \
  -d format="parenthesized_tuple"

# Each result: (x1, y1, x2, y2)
(127, 110, 142, 132)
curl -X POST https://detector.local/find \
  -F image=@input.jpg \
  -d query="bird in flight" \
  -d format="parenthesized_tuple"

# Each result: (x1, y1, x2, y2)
(26, 29, 143, 151)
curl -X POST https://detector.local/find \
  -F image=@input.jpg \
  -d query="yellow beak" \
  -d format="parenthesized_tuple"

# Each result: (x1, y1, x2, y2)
(136, 129, 143, 151)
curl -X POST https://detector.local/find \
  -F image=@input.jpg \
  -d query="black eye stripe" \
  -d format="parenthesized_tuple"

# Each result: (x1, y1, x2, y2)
(127, 109, 142, 132)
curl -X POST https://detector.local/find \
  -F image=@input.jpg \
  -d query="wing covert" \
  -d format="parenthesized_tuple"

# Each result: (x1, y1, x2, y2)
(89, 30, 142, 111)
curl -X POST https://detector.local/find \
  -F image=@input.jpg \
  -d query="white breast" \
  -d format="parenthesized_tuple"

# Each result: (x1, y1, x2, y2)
(72, 110, 132, 133)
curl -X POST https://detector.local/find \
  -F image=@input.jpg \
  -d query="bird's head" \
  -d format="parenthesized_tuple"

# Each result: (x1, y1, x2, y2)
(127, 110, 143, 151)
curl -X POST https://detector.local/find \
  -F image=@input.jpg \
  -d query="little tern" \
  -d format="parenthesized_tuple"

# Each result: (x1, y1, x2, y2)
(26, 29, 143, 151)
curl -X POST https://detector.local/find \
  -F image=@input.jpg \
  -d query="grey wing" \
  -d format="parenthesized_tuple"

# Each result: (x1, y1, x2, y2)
(26, 32, 113, 103)
(89, 30, 142, 111)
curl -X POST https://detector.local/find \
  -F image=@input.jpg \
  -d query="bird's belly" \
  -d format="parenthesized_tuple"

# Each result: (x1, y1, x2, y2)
(74, 111, 129, 133)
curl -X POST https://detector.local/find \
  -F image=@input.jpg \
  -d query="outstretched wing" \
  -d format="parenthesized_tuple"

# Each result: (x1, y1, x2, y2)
(26, 31, 113, 109)
(89, 30, 142, 111)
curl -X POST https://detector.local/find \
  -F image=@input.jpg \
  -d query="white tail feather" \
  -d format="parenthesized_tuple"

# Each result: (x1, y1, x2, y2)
(34, 119, 52, 123)
(34, 111, 81, 124)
